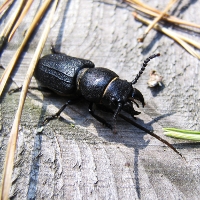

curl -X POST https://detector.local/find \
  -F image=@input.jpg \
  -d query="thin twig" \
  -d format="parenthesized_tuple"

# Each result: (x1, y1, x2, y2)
(0, 0, 59, 199)
(0, 0, 52, 97)
(138, 0, 178, 42)
(133, 12, 200, 59)
(8, 0, 34, 42)
(128, 3, 200, 29)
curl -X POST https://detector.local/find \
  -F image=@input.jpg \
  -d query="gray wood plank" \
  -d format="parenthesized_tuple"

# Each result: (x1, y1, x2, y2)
(0, 0, 200, 199)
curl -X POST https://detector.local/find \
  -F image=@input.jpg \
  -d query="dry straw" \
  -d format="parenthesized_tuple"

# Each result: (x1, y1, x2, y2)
(137, 0, 178, 42)
(126, 0, 200, 29)
(128, 3, 200, 29)
(133, 12, 200, 59)
(0, 0, 14, 18)
(0, 0, 25, 43)
(8, 0, 34, 42)
(0, 0, 59, 199)
(126, 0, 200, 59)
(0, 0, 52, 96)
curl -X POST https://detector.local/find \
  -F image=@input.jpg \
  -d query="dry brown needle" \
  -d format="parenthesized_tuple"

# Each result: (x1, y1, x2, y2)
(8, 0, 34, 42)
(128, 3, 200, 29)
(137, 0, 178, 42)
(0, 0, 52, 97)
(0, 0, 14, 18)
(0, 0, 25, 47)
(0, 0, 59, 199)
(133, 12, 200, 59)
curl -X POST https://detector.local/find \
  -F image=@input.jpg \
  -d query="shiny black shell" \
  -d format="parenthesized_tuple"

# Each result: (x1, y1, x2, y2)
(77, 67, 118, 103)
(34, 53, 94, 95)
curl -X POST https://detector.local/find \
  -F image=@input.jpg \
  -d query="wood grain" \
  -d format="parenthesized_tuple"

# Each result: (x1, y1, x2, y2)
(0, 0, 200, 199)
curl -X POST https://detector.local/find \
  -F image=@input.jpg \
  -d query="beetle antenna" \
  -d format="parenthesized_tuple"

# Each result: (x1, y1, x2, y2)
(132, 53, 160, 85)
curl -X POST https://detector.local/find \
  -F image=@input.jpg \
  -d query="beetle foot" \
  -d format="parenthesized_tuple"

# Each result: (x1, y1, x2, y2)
(131, 115, 137, 120)
(8, 86, 22, 94)
(101, 121, 112, 130)
(112, 128, 117, 134)
(43, 102, 70, 125)
(111, 120, 117, 134)
(131, 113, 139, 120)
(43, 114, 59, 125)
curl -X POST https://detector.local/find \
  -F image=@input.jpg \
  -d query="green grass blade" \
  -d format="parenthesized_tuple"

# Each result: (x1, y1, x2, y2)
(163, 128, 200, 134)
(163, 128, 200, 141)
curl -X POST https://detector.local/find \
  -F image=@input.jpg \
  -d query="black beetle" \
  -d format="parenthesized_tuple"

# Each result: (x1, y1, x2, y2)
(34, 49, 158, 132)
(34, 49, 183, 158)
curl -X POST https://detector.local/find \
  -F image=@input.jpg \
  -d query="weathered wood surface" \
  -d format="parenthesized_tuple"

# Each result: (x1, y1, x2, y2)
(0, 0, 200, 199)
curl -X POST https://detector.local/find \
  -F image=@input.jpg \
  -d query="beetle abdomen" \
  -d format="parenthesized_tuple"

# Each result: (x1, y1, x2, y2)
(34, 53, 95, 95)
(77, 67, 118, 103)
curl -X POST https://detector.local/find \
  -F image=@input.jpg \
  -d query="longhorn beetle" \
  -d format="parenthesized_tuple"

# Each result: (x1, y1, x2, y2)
(34, 48, 183, 158)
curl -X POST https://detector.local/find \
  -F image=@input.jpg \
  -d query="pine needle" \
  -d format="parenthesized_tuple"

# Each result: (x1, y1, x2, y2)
(8, 0, 34, 42)
(0, 0, 25, 45)
(138, 0, 178, 42)
(0, 0, 59, 199)
(0, 0, 52, 97)
(126, 0, 159, 13)
(0, 0, 14, 18)
(126, 0, 200, 29)
(133, 12, 200, 59)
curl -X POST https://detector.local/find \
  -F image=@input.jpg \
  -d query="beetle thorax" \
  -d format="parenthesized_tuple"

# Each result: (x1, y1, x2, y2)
(77, 67, 118, 103)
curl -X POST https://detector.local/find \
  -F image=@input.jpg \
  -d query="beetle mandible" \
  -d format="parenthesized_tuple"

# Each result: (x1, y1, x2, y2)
(34, 49, 159, 133)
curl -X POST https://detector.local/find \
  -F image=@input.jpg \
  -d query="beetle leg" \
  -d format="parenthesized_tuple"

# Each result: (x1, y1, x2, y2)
(8, 86, 51, 95)
(112, 103, 123, 134)
(43, 99, 76, 125)
(88, 102, 113, 130)
(50, 45, 64, 54)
